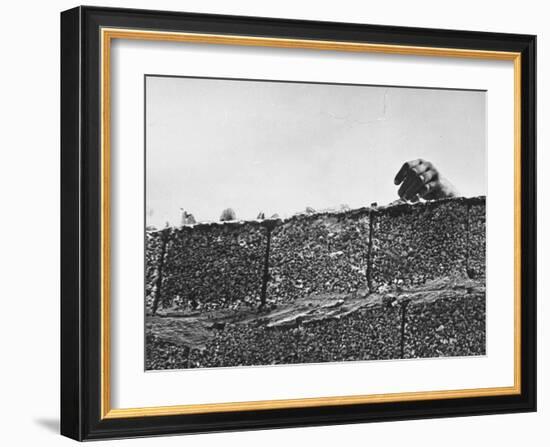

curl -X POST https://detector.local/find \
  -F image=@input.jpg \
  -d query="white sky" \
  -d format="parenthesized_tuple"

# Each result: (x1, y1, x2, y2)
(146, 76, 486, 227)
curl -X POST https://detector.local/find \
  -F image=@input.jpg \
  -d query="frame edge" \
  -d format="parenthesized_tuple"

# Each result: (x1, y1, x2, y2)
(61, 5, 84, 442)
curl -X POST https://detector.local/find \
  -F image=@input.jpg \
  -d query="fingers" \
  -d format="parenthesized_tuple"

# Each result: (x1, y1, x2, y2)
(394, 158, 458, 201)
(419, 180, 439, 199)
(403, 163, 433, 199)
(417, 167, 437, 185)
(396, 159, 438, 201)
(394, 159, 423, 185)
(398, 164, 424, 198)
(397, 173, 417, 199)
(401, 178, 424, 200)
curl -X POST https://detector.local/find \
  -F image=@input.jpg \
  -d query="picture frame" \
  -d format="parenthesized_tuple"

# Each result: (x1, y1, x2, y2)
(60, 5, 536, 441)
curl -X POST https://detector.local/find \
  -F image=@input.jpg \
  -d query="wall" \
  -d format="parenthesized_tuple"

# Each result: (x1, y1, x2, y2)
(148, 197, 485, 312)
(2, 1, 545, 447)
(268, 209, 372, 302)
(147, 294, 486, 369)
(370, 199, 473, 289)
(157, 222, 267, 311)
(145, 197, 486, 370)
(186, 306, 404, 368)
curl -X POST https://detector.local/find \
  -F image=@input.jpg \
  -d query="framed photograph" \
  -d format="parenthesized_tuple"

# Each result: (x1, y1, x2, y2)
(61, 6, 536, 441)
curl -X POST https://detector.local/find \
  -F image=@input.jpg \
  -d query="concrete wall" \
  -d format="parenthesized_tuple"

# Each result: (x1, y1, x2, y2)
(145, 230, 165, 310)
(146, 196, 486, 312)
(157, 222, 267, 311)
(467, 201, 487, 280)
(184, 307, 403, 368)
(267, 209, 372, 304)
(403, 293, 486, 358)
(370, 199, 470, 291)
(145, 290, 486, 369)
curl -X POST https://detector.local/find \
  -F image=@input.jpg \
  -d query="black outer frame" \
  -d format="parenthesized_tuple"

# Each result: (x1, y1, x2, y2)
(60, 5, 536, 441)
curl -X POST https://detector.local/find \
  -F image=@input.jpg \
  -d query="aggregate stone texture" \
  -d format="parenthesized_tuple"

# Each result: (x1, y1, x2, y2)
(145, 230, 165, 310)
(267, 209, 371, 304)
(467, 199, 486, 280)
(371, 199, 469, 291)
(403, 294, 486, 359)
(160, 222, 268, 311)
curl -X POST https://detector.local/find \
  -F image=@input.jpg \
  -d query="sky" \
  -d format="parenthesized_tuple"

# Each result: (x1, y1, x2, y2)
(145, 76, 486, 227)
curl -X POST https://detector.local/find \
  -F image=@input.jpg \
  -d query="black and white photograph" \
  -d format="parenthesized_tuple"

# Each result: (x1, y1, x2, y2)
(54, 4, 538, 442)
(144, 76, 487, 371)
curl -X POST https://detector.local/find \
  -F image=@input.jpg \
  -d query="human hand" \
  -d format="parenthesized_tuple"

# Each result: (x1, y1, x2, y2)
(394, 159, 459, 202)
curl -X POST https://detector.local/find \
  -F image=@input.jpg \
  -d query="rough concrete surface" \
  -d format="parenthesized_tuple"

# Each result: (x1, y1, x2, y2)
(145, 196, 486, 370)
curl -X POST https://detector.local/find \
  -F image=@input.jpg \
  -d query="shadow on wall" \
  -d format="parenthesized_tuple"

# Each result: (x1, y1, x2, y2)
(34, 418, 59, 433)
